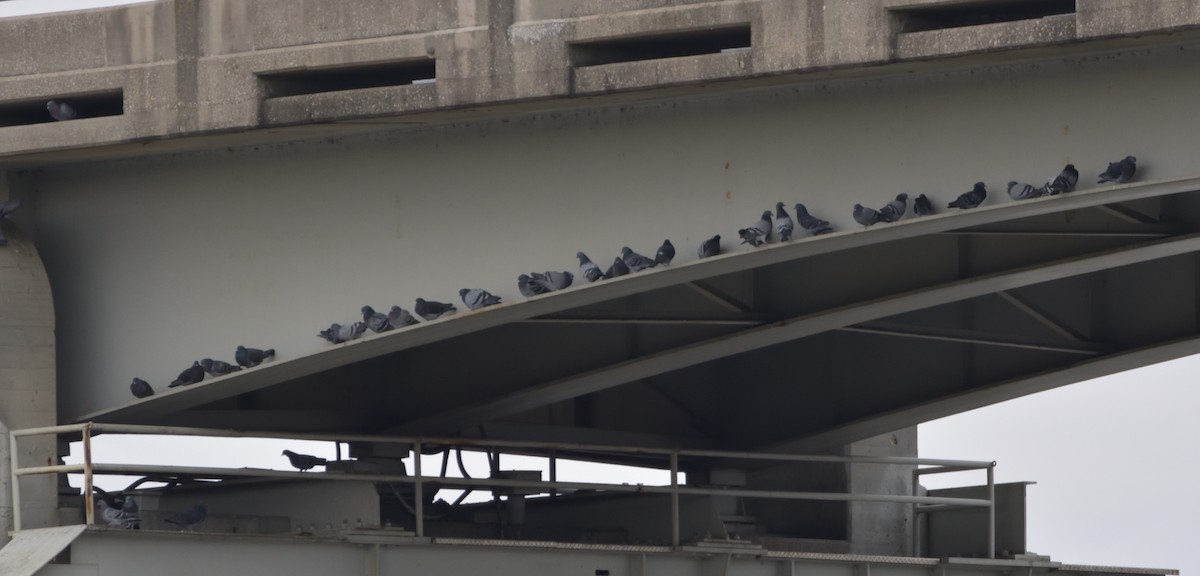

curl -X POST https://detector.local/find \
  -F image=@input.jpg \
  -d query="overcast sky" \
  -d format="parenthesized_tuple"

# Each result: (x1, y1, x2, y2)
(5, 0, 1194, 574)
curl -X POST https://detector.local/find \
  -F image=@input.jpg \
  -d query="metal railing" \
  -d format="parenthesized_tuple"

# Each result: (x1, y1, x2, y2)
(10, 422, 996, 555)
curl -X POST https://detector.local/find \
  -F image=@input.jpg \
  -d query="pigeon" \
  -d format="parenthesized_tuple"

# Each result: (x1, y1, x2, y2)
(387, 306, 418, 329)
(518, 273, 550, 297)
(361, 306, 392, 333)
(853, 204, 881, 227)
(0, 198, 23, 247)
(459, 288, 501, 311)
(655, 239, 675, 265)
(1098, 156, 1137, 184)
(774, 203, 795, 242)
(1007, 181, 1046, 201)
(282, 449, 327, 472)
(532, 270, 573, 291)
(948, 182, 988, 209)
(130, 377, 154, 399)
(1046, 164, 1079, 195)
(876, 193, 908, 223)
(46, 100, 78, 121)
(738, 211, 772, 246)
(698, 235, 722, 258)
(415, 298, 457, 320)
(913, 194, 935, 216)
(98, 498, 140, 529)
(169, 362, 205, 388)
(198, 358, 242, 377)
(605, 256, 630, 279)
(620, 247, 657, 272)
(318, 322, 367, 344)
(235, 345, 275, 368)
(576, 252, 604, 282)
(164, 502, 207, 532)
(794, 204, 833, 235)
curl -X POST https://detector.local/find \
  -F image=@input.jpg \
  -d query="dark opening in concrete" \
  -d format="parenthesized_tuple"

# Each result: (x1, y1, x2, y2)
(0, 90, 124, 128)
(258, 59, 437, 98)
(569, 25, 752, 68)
(891, 0, 1075, 33)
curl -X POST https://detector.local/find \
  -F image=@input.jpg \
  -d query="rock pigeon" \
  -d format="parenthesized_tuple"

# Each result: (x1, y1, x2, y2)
(282, 449, 328, 472)
(605, 256, 630, 279)
(459, 288, 501, 311)
(361, 306, 392, 333)
(698, 234, 722, 258)
(98, 499, 140, 529)
(913, 194, 934, 216)
(415, 298, 457, 320)
(1046, 164, 1079, 195)
(948, 182, 988, 209)
(318, 322, 367, 344)
(46, 100, 78, 121)
(620, 247, 657, 272)
(853, 204, 881, 227)
(774, 203, 795, 242)
(164, 502, 207, 531)
(198, 358, 242, 377)
(876, 193, 908, 223)
(533, 271, 573, 291)
(1098, 156, 1137, 184)
(235, 345, 275, 368)
(794, 204, 833, 235)
(387, 306, 418, 328)
(0, 198, 23, 247)
(518, 273, 550, 297)
(576, 252, 604, 282)
(130, 377, 154, 399)
(655, 239, 675, 265)
(169, 362, 205, 388)
(738, 211, 772, 246)
(1007, 181, 1046, 201)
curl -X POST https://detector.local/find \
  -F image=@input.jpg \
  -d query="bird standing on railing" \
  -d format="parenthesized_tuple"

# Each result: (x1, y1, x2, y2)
(282, 449, 328, 472)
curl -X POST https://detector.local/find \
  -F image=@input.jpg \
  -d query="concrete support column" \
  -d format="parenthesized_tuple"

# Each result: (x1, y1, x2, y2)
(847, 427, 917, 556)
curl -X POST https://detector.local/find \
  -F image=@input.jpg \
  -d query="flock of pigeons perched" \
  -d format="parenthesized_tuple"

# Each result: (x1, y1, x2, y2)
(95, 487, 208, 532)
(129, 345, 275, 399)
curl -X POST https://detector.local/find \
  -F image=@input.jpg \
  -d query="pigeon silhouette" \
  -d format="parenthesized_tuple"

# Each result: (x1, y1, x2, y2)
(235, 346, 275, 368)
(738, 211, 772, 246)
(459, 288, 501, 311)
(655, 239, 675, 265)
(794, 204, 832, 235)
(46, 100, 78, 121)
(948, 182, 988, 209)
(198, 358, 242, 377)
(913, 194, 934, 216)
(876, 193, 908, 223)
(169, 362, 205, 388)
(1098, 156, 1137, 184)
(282, 449, 327, 472)
(387, 306, 418, 329)
(576, 252, 604, 282)
(415, 298, 457, 320)
(621, 247, 657, 272)
(853, 204, 881, 227)
(698, 235, 722, 258)
(774, 203, 794, 242)
(605, 256, 630, 279)
(130, 377, 154, 399)
(1046, 164, 1079, 195)
(164, 502, 207, 532)
(1007, 181, 1045, 201)
(361, 306, 392, 333)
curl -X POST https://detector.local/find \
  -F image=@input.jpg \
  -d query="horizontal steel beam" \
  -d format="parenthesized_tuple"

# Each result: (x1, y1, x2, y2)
(519, 317, 764, 326)
(837, 321, 1106, 355)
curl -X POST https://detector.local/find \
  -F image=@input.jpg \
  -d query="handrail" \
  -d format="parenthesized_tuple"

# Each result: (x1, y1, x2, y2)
(9, 422, 997, 557)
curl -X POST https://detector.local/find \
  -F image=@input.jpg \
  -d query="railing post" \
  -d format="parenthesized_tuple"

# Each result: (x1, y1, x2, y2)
(670, 451, 679, 548)
(413, 440, 423, 537)
(911, 467, 919, 557)
(82, 423, 95, 526)
(549, 450, 558, 499)
(10, 432, 21, 531)
(986, 462, 996, 559)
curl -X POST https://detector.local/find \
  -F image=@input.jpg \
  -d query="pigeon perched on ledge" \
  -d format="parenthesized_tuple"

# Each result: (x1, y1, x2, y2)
(1007, 181, 1046, 201)
(620, 247, 657, 272)
(1098, 156, 1137, 184)
(532, 271, 573, 292)
(738, 211, 772, 246)
(318, 322, 367, 344)
(698, 234, 722, 258)
(459, 288, 501, 311)
(282, 449, 328, 472)
(655, 239, 675, 265)
(387, 306, 418, 329)
(199, 358, 242, 377)
(169, 362, 205, 388)
(605, 256, 630, 279)
(47, 100, 78, 121)
(361, 305, 392, 333)
(774, 203, 794, 242)
(853, 204, 881, 227)
(913, 194, 935, 216)
(794, 204, 832, 235)
(576, 252, 604, 282)
(1046, 164, 1079, 195)
(415, 298, 457, 320)
(235, 345, 275, 368)
(948, 182, 988, 210)
(130, 377, 154, 399)
(876, 193, 908, 223)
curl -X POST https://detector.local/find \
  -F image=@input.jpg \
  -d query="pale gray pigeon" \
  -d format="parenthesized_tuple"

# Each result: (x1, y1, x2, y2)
(876, 193, 908, 223)
(387, 306, 418, 328)
(533, 270, 573, 291)
(853, 204, 881, 227)
(774, 203, 794, 241)
(576, 252, 604, 282)
(518, 274, 549, 297)
(738, 211, 772, 246)
(361, 306, 392, 333)
(621, 247, 657, 272)
(318, 322, 367, 344)
(1007, 181, 1046, 201)
(460, 288, 502, 310)
(1046, 164, 1079, 195)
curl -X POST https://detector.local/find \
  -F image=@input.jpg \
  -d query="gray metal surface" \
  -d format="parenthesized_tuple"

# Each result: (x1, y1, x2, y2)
(0, 525, 84, 576)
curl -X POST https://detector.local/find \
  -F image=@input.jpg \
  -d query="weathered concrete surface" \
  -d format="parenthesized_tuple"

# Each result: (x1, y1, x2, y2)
(847, 429, 917, 556)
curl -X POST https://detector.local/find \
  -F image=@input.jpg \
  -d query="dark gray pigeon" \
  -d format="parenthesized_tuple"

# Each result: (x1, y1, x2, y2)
(655, 240, 675, 265)
(605, 256, 630, 279)
(1098, 156, 1137, 184)
(774, 203, 794, 242)
(533, 270, 573, 291)
(518, 273, 550, 297)
(698, 234, 721, 258)
(361, 306, 392, 333)
(164, 502, 207, 532)
(948, 182, 988, 209)
(459, 288, 501, 311)
(415, 298, 457, 320)
(168, 362, 205, 388)
(282, 449, 327, 472)
(621, 247, 657, 272)
(1046, 164, 1079, 195)
(876, 193, 908, 223)
(913, 194, 934, 216)
(235, 345, 275, 368)
(387, 306, 418, 328)
(794, 204, 832, 235)
(853, 204, 881, 227)
(46, 100, 78, 121)
(1007, 181, 1045, 201)
(198, 358, 242, 377)
(738, 211, 772, 246)
(130, 377, 154, 399)
(576, 252, 604, 282)
(0, 198, 23, 247)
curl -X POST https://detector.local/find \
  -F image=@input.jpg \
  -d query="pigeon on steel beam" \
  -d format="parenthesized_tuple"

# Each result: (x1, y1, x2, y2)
(774, 203, 794, 242)
(198, 358, 242, 377)
(794, 204, 833, 235)
(130, 377, 154, 399)
(282, 449, 328, 472)
(387, 306, 418, 329)
(738, 211, 772, 246)
(518, 274, 549, 297)
(912, 194, 935, 216)
(235, 345, 275, 368)
(1098, 156, 1137, 184)
(852, 204, 881, 228)
(876, 193, 908, 223)
(948, 182, 988, 209)
(169, 362, 205, 388)
(576, 252, 604, 282)
(361, 306, 392, 333)
(620, 247, 657, 272)
(415, 298, 457, 320)
(655, 239, 675, 265)
(698, 234, 722, 258)
(1045, 164, 1079, 195)
(605, 256, 630, 279)
(532, 271, 573, 292)
(459, 288, 501, 311)
(1007, 181, 1045, 201)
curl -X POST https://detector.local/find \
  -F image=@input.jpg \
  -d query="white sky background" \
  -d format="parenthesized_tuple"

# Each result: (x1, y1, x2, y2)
(4, 0, 1195, 574)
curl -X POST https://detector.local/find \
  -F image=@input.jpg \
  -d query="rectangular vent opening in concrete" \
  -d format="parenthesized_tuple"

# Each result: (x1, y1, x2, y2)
(892, 0, 1075, 33)
(570, 25, 751, 67)
(0, 90, 124, 128)
(259, 59, 437, 98)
